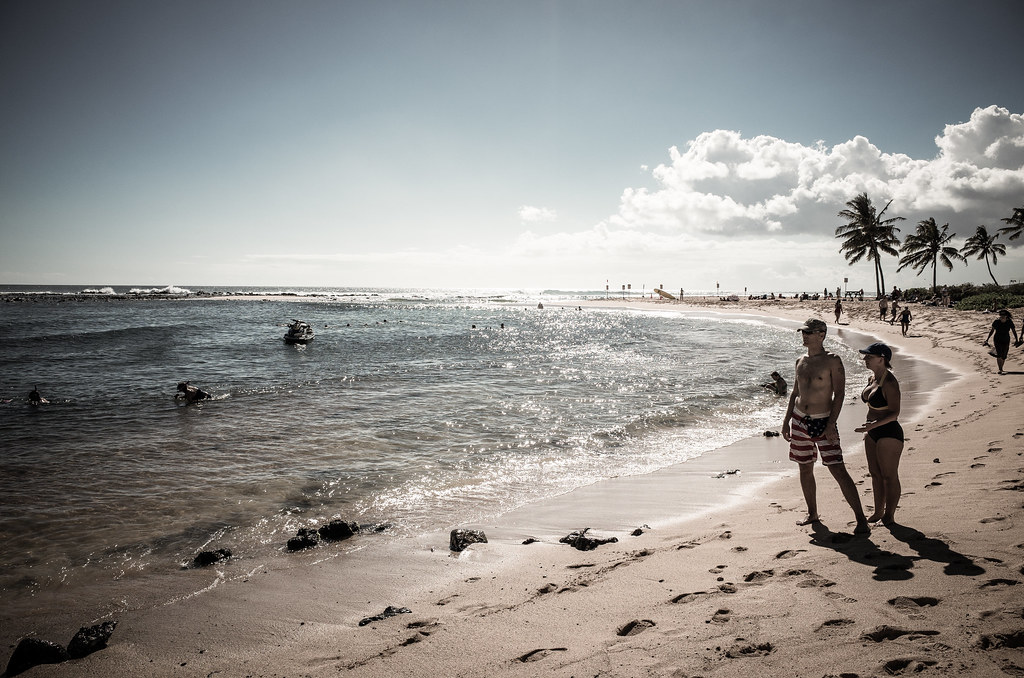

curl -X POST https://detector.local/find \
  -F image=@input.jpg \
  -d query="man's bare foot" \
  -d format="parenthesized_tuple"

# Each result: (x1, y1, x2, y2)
(854, 520, 870, 534)
(881, 515, 896, 526)
(796, 515, 820, 526)
(866, 513, 883, 523)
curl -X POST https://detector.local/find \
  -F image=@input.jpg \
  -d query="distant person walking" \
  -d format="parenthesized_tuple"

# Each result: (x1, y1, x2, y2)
(878, 296, 888, 321)
(834, 299, 842, 324)
(855, 343, 904, 525)
(781, 318, 869, 533)
(983, 309, 1019, 374)
(898, 307, 912, 337)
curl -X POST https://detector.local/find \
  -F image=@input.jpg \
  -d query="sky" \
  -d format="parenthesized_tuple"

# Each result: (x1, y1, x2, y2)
(2, 0, 1023, 294)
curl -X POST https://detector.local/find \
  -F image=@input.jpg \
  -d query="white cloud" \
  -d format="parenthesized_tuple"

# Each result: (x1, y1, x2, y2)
(518, 205, 558, 223)
(606, 106, 1024, 240)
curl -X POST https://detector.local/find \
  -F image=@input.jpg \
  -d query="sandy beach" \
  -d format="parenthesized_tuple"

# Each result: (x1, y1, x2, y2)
(11, 296, 1024, 678)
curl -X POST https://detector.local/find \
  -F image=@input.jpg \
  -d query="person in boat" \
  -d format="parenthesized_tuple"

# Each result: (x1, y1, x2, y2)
(762, 371, 787, 395)
(855, 342, 904, 525)
(177, 381, 212, 404)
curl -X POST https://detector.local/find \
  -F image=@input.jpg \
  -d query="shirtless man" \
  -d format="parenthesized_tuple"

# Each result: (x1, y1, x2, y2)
(782, 318, 869, 534)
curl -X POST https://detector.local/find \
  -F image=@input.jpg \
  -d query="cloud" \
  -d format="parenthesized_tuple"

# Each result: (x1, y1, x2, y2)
(518, 205, 558, 223)
(607, 106, 1024, 240)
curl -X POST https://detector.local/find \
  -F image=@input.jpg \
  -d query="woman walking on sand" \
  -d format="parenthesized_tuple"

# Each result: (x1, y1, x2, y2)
(898, 306, 912, 337)
(983, 309, 1019, 374)
(855, 342, 904, 525)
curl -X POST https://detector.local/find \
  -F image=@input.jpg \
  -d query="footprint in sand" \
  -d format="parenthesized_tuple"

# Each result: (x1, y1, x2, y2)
(979, 578, 1020, 588)
(888, 596, 940, 612)
(798, 576, 836, 588)
(971, 463, 987, 468)
(882, 657, 938, 674)
(977, 630, 1024, 649)
(775, 549, 806, 559)
(671, 591, 710, 604)
(710, 609, 731, 623)
(861, 625, 939, 642)
(516, 648, 568, 662)
(616, 619, 656, 636)
(815, 618, 854, 632)
(719, 583, 738, 593)
(709, 564, 728, 573)
(979, 516, 1007, 523)
(723, 641, 774, 658)
(731, 546, 748, 552)
(743, 570, 774, 583)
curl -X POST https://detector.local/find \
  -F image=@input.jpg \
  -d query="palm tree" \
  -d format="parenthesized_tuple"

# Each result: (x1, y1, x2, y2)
(835, 193, 904, 298)
(999, 206, 1024, 241)
(897, 218, 966, 292)
(960, 225, 1006, 286)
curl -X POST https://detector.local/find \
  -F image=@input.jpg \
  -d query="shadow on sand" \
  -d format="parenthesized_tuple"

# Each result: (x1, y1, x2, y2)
(885, 522, 986, 576)
(808, 521, 986, 581)
(808, 522, 915, 581)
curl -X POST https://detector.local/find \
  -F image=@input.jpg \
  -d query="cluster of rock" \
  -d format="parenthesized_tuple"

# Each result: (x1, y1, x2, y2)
(287, 519, 360, 551)
(451, 526, 639, 553)
(6, 622, 117, 676)
(558, 528, 619, 551)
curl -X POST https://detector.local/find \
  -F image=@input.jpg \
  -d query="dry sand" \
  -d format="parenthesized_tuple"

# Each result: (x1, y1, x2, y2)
(14, 297, 1024, 678)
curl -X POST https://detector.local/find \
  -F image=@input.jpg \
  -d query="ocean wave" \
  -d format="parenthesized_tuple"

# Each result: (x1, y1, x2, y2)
(127, 285, 192, 295)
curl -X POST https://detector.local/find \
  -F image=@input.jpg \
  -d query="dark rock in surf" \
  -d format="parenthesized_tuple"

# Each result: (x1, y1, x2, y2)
(67, 621, 118, 659)
(287, 528, 321, 552)
(560, 528, 619, 551)
(318, 520, 357, 542)
(192, 548, 232, 567)
(5, 637, 69, 676)
(450, 529, 488, 552)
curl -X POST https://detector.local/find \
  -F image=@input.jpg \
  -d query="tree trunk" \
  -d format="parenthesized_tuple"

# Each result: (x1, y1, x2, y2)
(986, 255, 1000, 286)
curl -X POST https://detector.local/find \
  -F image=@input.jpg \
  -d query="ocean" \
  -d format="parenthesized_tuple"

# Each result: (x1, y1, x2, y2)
(0, 285, 864, 634)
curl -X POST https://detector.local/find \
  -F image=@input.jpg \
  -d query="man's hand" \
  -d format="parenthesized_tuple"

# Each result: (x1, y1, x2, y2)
(825, 422, 840, 443)
(781, 419, 791, 441)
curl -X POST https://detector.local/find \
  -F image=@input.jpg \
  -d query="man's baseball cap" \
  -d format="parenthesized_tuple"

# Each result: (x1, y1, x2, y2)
(858, 342, 892, 361)
(798, 318, 827, 333)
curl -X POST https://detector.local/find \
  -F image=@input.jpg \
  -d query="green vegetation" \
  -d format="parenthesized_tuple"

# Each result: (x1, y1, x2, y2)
(902, 282, 1024, 310)
(836, 200, 1023, 299)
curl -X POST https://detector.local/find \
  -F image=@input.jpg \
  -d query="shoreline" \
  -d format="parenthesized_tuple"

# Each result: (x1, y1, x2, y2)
(11, 297, 1024, 678)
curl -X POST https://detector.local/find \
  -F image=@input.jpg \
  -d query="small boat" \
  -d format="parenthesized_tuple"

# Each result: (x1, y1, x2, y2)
(283, 319, 314, 344)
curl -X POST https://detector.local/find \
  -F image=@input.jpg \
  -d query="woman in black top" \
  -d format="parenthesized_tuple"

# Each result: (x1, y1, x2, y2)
(855, 342, 904, 525)
(983, 309, 1019, 375)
